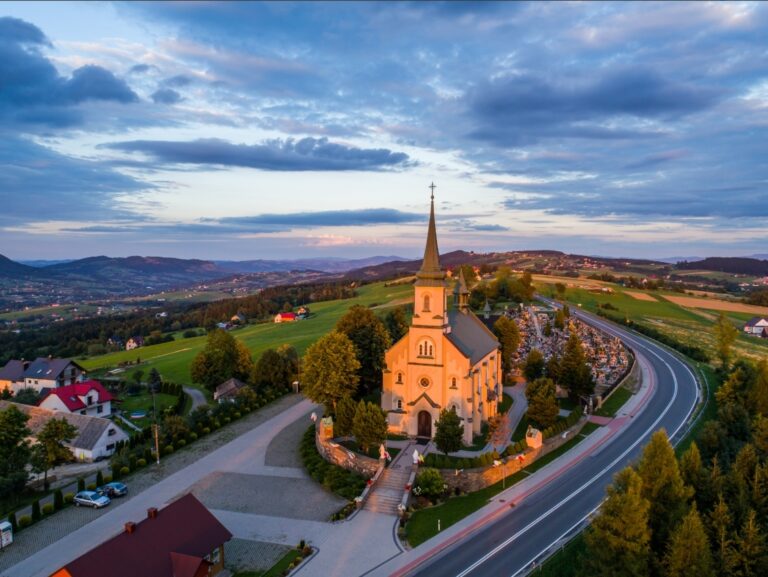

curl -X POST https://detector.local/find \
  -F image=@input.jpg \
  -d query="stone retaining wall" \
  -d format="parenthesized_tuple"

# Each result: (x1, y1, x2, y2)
(436, 416, 589, 493)
(315, 427, 379, 478)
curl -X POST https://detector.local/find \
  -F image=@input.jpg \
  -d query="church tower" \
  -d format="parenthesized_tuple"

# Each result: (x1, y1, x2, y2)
(412, 184, 447, 330)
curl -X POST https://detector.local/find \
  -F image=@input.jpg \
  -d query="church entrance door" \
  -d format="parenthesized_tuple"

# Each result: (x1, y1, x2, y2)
(417, 411, 432, 438)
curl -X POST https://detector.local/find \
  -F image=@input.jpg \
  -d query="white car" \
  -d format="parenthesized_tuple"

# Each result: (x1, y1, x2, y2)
(73, 490, 111, 509)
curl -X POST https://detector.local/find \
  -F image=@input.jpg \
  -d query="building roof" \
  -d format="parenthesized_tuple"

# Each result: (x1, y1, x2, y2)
(0, 401, 124, 451)
(277, 312, 296, 320)
(745, 316, 768, 327)
(416, 186, 446, 287)
(23, 357, 84, 381)
(39, 380, 114, 411)
(213, 378, 247, 401)
(57, 494, 232, 577)
(0, 360, 27, 382)
(447, 309, 499, 365)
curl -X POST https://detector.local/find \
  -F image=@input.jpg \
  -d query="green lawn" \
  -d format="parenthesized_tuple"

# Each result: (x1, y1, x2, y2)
(406, 423, 597, 546)
(118, 392, 178, 428)
(79, 282, 412, 386)
(498, 392, 513, 414)
(594, 385, 633, 417)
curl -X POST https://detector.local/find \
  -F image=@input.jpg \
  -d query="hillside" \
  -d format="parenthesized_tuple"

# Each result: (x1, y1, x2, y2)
(677, 257, 768, 276)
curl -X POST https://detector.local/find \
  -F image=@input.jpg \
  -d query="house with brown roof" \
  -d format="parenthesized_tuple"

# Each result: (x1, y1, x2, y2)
(21, 357, 86, 393)
(213, 378, 247, 403)
(0, 401, 129, 462)
(0, 359, 29, 393)
(50, 494, 232, 577)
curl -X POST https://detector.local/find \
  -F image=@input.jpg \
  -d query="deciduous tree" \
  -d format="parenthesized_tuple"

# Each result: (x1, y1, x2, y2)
(335, 305, 391, 396)
(190, 329, 254, 391)
(302, 331, 360, 412)
(434, 408, 464, 455)
(382, 306, 409, 343)
(33, 417, 78, 489)
(493, 316, 520, 375)
(522, 348, 545, 382)
(714, 313, 739, 371)
(352, 400, 387, 453)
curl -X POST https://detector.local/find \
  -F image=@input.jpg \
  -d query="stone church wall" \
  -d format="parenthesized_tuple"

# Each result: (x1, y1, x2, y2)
(436, 416, 589, 493)
(315, 426, 380, 478)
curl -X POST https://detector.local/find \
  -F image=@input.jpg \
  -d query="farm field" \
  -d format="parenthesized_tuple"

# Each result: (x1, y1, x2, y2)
(80, 281, 413, 387)
(660, 294, 768, 315)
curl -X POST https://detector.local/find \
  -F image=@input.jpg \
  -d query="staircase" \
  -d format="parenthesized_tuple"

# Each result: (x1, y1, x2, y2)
(365, 445, 414, 515)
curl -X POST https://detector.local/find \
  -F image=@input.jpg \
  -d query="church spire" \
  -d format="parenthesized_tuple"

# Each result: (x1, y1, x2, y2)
(454, 266, 470, 310)
(416, 183, 445, 286)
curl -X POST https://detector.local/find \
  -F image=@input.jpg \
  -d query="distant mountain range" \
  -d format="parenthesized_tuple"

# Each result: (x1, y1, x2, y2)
(676, 257, 768, 276)
(214, 255, 407, 274)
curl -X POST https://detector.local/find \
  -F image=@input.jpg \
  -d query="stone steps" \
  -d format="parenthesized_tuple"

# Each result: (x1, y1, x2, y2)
(364, 449, 414, 515)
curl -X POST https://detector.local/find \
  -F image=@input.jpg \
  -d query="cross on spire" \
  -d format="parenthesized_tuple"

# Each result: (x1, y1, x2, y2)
(429, 182, 436, 200)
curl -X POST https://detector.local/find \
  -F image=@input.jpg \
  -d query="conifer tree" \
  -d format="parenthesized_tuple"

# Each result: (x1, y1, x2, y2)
(585, 467, 651, 577)
(352, 401, 387, 453)
(493, 316, 520, 375)
(731, 510, 768, 577)
(434, 408, 464, 455)
(525, 377, 559, 429)
(522, 348, 545, 382)
(708, 495, 736, 577)
(559, 332, 595, 401)
(335, 396, 356, 437)
(664, 505, 714, 577)
(714, 312, 739, 371)
(637, 430, 693, 554)
(679, 442, 706, 498)
(750, 360, 768, 416)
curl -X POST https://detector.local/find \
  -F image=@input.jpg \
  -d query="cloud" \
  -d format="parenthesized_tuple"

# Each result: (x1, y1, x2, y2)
(104, 137, 412, 171)
(0, 17, 139, 132)
(220, 208, 423, 227)
(151, 88, 182, 104)
(0, 137, 149, 224)
(129, 63, 152, 74)
(163, 74, 192, 87)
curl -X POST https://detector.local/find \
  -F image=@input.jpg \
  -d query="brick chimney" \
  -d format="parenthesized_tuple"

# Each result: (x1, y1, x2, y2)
(147, 507, 158, 519)
(124, 522, 136, 534)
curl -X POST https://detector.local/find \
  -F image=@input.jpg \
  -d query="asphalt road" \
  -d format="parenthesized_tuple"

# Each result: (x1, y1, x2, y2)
(406, 304, 701, 577)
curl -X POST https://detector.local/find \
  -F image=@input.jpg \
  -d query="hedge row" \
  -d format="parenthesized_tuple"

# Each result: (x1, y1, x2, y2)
(300, 426, 366, 501)
(423, 450, 501, 470)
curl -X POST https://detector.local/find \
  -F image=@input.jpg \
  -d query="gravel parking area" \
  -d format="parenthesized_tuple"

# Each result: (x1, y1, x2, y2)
(265, 410, 316, 468)
(224, 538, 291, 574)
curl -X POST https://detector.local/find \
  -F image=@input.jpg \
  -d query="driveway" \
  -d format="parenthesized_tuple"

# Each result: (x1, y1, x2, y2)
(183, 385, 208, 410)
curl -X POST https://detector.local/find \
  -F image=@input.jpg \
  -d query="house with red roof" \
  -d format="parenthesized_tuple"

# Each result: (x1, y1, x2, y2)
(39, 380, 114, 417)
(50, 494, 232, 577)
(274, 311, 297, 323)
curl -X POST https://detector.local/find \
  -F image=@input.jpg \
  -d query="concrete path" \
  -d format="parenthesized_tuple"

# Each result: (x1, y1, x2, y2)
(528, 305, 544, 347)
(183, 385, 208, 410)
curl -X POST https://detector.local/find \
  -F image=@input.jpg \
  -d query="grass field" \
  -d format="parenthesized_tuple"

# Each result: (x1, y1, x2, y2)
(119, 392, 178, 428)
(79, 281, 413, 386)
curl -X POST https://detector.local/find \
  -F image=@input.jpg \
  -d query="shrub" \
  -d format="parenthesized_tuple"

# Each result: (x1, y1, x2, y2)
(42, 503, 54, 515)
(103, 475, 112, 484)
(31, 500, 41, 521)
(86, 483, 96, 491)
(64, 492, 74, 504)
(234, 412, 241, 419)
(137, 458, 147, 467)
(414, 468, 445, 499)
(189, 432, 198, 441)
(202, 427, 211, 435)
(120, 466, 130, 476)
(77, 478, 85, 492)
(164, 445, 174, 455)
(177, 439, 186, 448)
(18, 515, 32, 528)
(54, 489, 64, 511)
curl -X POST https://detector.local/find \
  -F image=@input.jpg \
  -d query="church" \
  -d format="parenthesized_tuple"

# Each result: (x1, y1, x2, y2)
(381, 188, 501, 445)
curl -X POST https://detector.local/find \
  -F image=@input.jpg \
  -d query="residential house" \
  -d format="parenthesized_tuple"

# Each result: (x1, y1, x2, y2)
(0, 359, 29, 393)
(22, 357, 86, 393)
(744, 317, 768, 337)
(0, 401, 129, 462)
(50, 494, 232, 577)
(274, 312, 296, 323)
(296, 306, 310, 319)
(213, 378, 247, 403)
(230, 312, 246, 324)
(38, 380, 114, 417)
(125, 336, 144, 351)
(107, 336, 124, 349)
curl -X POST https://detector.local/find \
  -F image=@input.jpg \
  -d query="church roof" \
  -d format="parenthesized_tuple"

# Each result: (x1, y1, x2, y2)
(416, 185, 445, 287)
(453, 267, 469, 295)
(447, 309, 499, 365)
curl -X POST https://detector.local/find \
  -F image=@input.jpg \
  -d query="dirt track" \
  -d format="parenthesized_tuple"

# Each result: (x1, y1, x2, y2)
(662, 295, 768, 315)
(624, 290, 658, 302)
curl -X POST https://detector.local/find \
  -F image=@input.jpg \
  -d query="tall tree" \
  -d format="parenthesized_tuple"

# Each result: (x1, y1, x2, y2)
(277, 344, 300, 383)
(525, 377, 559, 429)
(709, 495, 736, 577)
(664, 505, 715, 577)
(714, 313, 739, 371)
(434, 408, 464, 455)
(335, 305, 391, 396)
(191, 329, 254, 390)
(731, 510, 768, 577)
(0, 405, 31, 497)
(302, 331, 360, 412)
(252, 348, 288, 390)
(382, 306, 409, 343)
(637, 430, 693, 554)
(679, 442, 706, 499)
(522, 348, 545, 382)
(352, 400, 387, 453)
(335, 395, 356, 437)
(585, 467, 651, 577)
(33, 417, 78, 489)
(559, 332, 595, 401)
(13, 387, 40, 405)
(493, 316, 520, 376)
(148, 367, 162, 392)
(750, 360, 768, 416)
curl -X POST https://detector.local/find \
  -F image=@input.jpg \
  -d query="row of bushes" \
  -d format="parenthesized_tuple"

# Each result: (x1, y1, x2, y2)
(539, 409, 582, 440)
(5, 487, 80, 534)
(111, 386, 291, 480)
(595, 308, 710, 362)
(423, 449, 502, 470)
(300, 426, 366, 502)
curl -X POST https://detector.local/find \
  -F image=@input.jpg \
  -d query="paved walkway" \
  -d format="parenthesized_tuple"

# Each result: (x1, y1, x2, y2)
(528, 305, 543, 347)
(183, 386, 208, 410)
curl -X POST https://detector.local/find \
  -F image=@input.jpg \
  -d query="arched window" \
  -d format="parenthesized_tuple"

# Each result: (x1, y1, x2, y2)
(450, 377, 457, 389)
(423, 294, 431, 312)
(418, 339, 434, 357)
(451, 404, 460, 415)
(396, 372, 403, 384)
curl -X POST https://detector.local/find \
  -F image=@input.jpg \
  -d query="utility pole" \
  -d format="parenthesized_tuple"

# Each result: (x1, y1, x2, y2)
(152, 386, 160, 465)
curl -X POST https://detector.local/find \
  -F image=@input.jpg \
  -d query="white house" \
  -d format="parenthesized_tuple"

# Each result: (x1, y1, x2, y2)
(744, 317, 768, 337)
(21, 357, 86, 392)
(0, 401, 129, 462)
(38, 380, 114, 417)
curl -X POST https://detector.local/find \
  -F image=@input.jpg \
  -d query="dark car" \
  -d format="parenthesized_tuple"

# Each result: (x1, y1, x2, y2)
(74, 491, 111, 509)
(98, 482, 128, 498)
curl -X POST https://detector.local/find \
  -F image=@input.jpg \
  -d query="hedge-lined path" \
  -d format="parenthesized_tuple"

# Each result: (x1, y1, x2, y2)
(0, 393, 306, 576)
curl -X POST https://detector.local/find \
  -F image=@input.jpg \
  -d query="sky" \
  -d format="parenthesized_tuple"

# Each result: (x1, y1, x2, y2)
(1, 1, 767, 262)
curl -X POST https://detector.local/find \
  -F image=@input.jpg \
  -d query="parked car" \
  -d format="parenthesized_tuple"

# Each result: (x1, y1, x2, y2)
(98, 482, 128, 498)
(74, 491, 111, 509)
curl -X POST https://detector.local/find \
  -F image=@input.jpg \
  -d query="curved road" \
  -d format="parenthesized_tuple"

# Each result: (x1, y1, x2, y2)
(403, 304, 701, 577)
